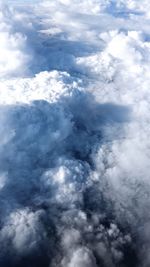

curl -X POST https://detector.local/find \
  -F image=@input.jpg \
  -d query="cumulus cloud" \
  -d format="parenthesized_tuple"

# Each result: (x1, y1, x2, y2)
(0, 0, 150, 267)
(0, 2, 31, 78)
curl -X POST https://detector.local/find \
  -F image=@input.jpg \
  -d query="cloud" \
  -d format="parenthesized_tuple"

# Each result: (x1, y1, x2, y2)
(0, 1, 150, 267)
(0, 2, 31, 78)
(0, 75, 131, 266)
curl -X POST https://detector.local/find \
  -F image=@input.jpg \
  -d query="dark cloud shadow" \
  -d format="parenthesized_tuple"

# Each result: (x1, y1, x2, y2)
(0, 90, 131, 266)
(29, 33, 100, 75)
(9, 10, 100, 76)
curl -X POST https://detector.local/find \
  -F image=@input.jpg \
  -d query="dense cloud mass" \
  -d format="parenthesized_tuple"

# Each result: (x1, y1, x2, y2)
(0, 0, 150, 266)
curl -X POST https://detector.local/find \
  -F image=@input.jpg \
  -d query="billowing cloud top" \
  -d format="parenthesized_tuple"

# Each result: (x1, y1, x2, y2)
(0, 0, 150, 267)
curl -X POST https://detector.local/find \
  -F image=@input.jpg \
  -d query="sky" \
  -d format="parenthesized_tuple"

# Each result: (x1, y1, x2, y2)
(0, 1, 150, 267)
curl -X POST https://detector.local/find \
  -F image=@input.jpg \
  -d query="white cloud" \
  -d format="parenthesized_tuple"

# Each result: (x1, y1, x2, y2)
(0, 209, 46, 253)
(0, 3, 30, 78)
(67, 247, 97, 267)
(0, 0, 150, 267)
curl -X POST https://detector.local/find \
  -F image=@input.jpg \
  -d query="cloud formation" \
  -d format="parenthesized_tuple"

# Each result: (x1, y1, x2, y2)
(0, 0, 150, 267)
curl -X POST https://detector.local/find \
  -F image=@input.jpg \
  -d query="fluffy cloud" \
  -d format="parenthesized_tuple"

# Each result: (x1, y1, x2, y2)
(0, 0, 150, 267)
(0, 2, 31, 78)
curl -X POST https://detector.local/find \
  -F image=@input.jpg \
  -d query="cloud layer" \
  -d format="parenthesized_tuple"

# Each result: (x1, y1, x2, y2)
(0, 0, 150, 266)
